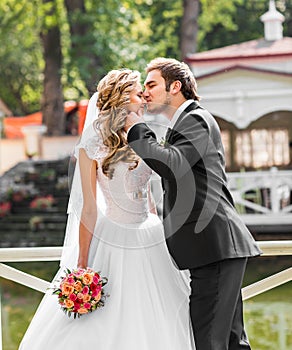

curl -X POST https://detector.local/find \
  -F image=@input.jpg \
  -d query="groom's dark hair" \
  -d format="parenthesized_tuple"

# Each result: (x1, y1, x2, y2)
(146, 57, 200, 101)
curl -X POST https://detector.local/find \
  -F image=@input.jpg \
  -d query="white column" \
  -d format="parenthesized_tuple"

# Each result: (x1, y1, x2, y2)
(21, 125, 47, 159)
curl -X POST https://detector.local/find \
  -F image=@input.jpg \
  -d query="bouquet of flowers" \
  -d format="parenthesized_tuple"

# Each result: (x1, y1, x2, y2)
(52, 267, 108, 318)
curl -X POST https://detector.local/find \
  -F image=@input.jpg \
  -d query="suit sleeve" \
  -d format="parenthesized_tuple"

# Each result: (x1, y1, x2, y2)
(127, 112, 209, 180)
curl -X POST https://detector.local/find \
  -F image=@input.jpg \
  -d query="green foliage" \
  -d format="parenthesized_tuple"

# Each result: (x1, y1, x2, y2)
(198, 0, 292, 51)
(136, 0, 182, 61)
(198, 0, 244, 50)
(64, 0, 182, 91)
(0, 0, 43, 114)
(1, 0, 291, 116)
(279, 0, 292, 36)
(0, 0, 183, 113)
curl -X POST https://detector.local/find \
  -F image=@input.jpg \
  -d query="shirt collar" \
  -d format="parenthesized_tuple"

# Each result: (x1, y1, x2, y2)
(169, 99, 195, 128)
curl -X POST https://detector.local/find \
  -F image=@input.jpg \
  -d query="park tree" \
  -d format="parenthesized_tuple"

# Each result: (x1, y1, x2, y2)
(180, 0, 200, 59)
(0, 0, 43, 115)
(1, 0, 291, 136)
(41, 0, 65, 135)
(64, 0, 103, 93)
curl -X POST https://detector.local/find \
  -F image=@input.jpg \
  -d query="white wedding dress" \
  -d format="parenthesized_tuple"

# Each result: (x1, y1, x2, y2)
(19, 133, 195, 350)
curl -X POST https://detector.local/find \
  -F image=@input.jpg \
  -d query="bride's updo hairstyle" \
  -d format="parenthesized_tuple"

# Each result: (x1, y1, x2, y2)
(94, 69, 140, 179)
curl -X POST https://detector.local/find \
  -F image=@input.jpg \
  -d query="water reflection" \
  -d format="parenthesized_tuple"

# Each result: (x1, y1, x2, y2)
(245, 302, 292, 350)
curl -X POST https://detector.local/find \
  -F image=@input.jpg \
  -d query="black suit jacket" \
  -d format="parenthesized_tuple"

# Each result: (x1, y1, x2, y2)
(127, 101, 262, 269)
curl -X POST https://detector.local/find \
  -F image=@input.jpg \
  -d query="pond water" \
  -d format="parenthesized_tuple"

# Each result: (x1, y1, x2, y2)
(244, 300, 292, 349)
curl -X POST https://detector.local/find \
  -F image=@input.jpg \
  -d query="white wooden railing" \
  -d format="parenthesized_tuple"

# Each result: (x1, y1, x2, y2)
(0, 242, 291, 297)
(151, 168, 292, 227)
(0, 242, 291, 349)
(227, 168, 292, 226)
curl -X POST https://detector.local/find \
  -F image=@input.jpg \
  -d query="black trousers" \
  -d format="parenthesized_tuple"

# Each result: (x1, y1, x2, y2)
(189, 258, 251, 350)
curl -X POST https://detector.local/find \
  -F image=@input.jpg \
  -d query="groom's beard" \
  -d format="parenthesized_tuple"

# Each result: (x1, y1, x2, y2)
(146, 93, 171, 115)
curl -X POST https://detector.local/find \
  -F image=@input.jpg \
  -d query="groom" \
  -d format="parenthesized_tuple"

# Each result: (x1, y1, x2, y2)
(125, 57, 262, 349)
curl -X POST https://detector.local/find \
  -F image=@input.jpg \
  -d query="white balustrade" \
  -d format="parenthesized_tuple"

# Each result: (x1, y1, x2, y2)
(0, 241, 291, 295)
(227, 168, 292, 226)
(0, 242, 291, 348)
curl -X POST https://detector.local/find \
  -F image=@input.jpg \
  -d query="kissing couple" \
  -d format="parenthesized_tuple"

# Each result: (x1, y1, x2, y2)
(19, 57, 261, 350)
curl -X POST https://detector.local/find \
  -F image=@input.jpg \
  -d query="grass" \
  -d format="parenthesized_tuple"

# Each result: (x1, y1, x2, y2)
(1, 261, 59, 350)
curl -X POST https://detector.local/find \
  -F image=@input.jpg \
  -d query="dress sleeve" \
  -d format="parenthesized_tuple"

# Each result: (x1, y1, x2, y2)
(74, 133, 109, 161)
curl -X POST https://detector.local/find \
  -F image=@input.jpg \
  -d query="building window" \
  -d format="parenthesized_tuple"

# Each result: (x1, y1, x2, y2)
(221, 130, 231, 168)
(235, 128, 290, 168)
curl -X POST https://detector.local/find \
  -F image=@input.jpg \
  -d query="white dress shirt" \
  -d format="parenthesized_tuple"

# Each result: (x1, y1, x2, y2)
(169, 99, 195, 130)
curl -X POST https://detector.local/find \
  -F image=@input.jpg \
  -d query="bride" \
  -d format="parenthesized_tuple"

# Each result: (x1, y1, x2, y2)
(19, 69, 195, 349)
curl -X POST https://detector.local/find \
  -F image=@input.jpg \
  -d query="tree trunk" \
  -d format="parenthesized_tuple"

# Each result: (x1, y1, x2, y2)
(180, 0, 200, 60)
(64, 0, 103, 93)
(40, 0, 64, 136)
(64, 0, 87, 39)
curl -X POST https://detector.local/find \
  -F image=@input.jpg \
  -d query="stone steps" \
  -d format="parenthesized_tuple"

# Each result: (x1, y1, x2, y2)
(0, 157, 71, 248)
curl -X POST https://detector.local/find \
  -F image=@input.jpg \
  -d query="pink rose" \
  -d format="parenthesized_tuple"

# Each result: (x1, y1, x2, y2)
(67, 277, 75, 284)
(75, 268, 84, 277)
(90, 283, 97, 291)
(92, 275, 99, 284)
(73, 302, 81, 311)
(84, 302, 91, 309)
(91, 285, 102, 298)
(82, 286, 89, 294)
(69, 293, 77, 301)
(77, 292, 83, 300)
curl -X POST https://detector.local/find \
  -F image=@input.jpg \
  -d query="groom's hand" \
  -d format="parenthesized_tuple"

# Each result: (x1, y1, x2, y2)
(124, 111, 144, 133)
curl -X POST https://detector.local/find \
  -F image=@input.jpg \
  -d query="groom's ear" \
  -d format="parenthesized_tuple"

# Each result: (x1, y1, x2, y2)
(170, 80, 182, 95)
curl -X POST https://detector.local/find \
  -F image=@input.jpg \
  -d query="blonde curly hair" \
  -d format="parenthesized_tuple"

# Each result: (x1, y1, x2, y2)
(94, 69, 141, 178)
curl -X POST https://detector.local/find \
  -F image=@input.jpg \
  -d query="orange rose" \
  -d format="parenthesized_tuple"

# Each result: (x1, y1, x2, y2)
(74, 281, 83, 292)
(83, 294, 91, 302)
(95, 291, 101, 302)
(61, 282, 74, 296)
(78, 307, 88, 314)
(82, 273, 93, 285)
(64, 299, 74, 308)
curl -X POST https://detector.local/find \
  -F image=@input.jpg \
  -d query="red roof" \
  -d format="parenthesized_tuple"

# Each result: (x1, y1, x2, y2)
(197, 64, 292, 80)
(186, 37, 292, 63)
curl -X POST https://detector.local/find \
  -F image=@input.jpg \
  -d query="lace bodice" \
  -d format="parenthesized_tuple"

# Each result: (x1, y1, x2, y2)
(79, 133, 152, 224)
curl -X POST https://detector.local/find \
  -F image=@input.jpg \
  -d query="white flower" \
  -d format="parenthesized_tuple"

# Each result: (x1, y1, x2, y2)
(159, 137, 167, 147)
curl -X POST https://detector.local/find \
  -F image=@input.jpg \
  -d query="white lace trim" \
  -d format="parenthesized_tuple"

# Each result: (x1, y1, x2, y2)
(75, 134, 109, 160)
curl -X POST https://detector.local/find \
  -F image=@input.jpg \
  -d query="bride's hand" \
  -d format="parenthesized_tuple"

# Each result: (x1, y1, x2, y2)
(124, 111, 144, 132)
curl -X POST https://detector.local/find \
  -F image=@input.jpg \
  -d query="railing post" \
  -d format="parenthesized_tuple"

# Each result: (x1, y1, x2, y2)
(270, 167, 280, 213)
